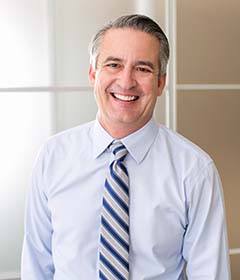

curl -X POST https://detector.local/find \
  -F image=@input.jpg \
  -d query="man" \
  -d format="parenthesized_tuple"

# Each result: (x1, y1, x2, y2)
(21, 14, 230, 279)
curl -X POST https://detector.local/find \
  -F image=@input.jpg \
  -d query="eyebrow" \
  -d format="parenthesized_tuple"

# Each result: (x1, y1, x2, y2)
(103, 56, 123, 64)
(103, 56, 155, 70)
(135, 60, 155, 70)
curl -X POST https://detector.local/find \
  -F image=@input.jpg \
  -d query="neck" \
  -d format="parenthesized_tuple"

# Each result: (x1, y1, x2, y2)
(98, 117, 151, 139)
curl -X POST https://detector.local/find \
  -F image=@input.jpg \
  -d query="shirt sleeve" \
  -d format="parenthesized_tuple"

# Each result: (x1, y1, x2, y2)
(182, 161, 231, 279)
(21, 144, 54, 280)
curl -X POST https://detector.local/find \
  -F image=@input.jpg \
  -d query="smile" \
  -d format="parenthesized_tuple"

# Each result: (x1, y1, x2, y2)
(110, 92, 139, 102)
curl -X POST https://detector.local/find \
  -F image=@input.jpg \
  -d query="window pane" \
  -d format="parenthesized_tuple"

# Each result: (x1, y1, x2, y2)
(0, 0, 50, 87)
(56, 90, 97, 132)
(0, 92, 54, 272)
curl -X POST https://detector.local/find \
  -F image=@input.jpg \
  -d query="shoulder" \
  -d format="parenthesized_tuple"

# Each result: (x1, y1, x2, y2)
(156, 125, 214, 181)
(31, 121, 95, 187)
(157, 125, 212, 161)
(156, 125, 223, 202)
(45, 120, 94, 153)
(35, 121, 95, 166)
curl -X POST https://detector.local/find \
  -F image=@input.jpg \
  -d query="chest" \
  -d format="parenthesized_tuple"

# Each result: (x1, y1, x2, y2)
(47, 157, 187, 265)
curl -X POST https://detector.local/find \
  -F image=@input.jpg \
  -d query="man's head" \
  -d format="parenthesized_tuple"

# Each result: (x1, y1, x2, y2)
(89, 14, 170, 138)
(89, 14, 170, 76)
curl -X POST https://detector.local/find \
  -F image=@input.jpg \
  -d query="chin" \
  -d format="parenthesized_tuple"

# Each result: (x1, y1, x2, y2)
(114, 116, 139, 125)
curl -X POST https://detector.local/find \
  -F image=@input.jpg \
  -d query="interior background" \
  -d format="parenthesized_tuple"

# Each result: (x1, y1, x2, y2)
(0, 0, 239, 279)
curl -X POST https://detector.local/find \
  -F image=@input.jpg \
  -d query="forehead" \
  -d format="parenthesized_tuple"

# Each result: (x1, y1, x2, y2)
(98, 28, 160, 63)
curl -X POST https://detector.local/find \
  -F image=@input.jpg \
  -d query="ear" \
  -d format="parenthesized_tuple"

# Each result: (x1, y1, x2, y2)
(157, 74, 166, 97)
(88, 64, 96, 86)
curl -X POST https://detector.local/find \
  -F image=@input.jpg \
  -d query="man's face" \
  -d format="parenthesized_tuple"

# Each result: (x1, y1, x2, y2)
(89, 28, 166, 137)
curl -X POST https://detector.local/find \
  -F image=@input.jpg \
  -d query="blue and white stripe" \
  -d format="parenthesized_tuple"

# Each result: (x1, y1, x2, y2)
(99, 141, 129, 280)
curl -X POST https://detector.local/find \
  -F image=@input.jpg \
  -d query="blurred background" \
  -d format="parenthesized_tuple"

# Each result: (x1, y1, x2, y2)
(0, 0, 239, 279)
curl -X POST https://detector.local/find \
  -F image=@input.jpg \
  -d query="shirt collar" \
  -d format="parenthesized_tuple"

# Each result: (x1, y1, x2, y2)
(92, 118, 159, 164)
(92, 119, 114, 159)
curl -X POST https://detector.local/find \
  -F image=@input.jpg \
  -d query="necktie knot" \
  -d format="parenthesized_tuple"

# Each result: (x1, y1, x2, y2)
(110, 141, 128, 162)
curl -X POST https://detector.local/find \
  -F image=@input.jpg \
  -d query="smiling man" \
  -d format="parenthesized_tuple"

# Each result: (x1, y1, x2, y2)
(89, 27, 166, 139)
(21, 14, 230, 280)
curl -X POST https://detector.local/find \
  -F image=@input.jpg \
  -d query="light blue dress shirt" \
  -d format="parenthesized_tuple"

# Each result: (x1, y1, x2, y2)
(21, 118, 230, 279)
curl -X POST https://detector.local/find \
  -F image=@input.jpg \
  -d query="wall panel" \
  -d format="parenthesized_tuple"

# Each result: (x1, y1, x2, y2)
(177, 1, 240, 277)
(177, 0, 240, 84)
(177, 90, 240, 250)
(230, 254, 240, 279)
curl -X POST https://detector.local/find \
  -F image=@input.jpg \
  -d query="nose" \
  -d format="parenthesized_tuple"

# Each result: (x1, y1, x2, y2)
(116, 66, 137, 90)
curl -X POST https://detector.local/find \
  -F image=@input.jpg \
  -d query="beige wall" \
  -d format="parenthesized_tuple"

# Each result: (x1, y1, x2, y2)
(177, 0, 240, 84)
(231, 255, 240, 279)
(178, 91, 240, 246)
(176, 1, 240, 279)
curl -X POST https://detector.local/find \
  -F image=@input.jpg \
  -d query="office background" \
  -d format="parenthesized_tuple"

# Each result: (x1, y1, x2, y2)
(0, 0, 239, 279)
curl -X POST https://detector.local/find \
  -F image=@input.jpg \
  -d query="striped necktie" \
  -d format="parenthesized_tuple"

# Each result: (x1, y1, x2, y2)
(99, 141, 130, 280)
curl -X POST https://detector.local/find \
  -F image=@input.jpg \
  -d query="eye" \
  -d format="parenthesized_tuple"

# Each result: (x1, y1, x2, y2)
(106, 63, 120, 68)
(136, 66, 152, 73)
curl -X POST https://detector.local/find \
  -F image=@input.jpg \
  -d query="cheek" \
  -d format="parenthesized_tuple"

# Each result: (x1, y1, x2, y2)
(140, 77, 158, 91)
(94, 79, 105, 98)
(94, 81, 110, 105)
(95, 74, 112, 93)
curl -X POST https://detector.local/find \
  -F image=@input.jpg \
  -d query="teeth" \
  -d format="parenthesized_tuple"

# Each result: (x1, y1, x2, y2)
(113, 93, 137, 101)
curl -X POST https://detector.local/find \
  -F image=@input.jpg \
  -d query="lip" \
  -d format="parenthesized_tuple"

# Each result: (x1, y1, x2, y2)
(108, 91, 140, 102)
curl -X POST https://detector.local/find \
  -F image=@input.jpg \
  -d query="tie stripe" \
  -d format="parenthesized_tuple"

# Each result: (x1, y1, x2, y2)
(99, 270, 108, 280)
(101, 227, 128, 260)
(102, 207, 129, 242)
(103, 188, 128, 223)
(105, 180, 129, 214)
(101, 216, 129, 251)
(100, 252, 127, 280)
(117, 162, 128, 177)
(103, 198, 129, 233)
(99, 141, 130, 280)
(101, 236, 129, 270)
(110, 162, 129, 195)
(106, 177, 129, 208)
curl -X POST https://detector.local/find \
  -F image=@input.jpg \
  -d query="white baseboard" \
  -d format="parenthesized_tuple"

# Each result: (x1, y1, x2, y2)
(0, 271, 20, 280)
(230, 248, 240, 255)
(177, 84, 240, 91)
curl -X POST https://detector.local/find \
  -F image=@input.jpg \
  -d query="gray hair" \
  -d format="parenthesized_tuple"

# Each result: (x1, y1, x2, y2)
(89, 14, 170, 76)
